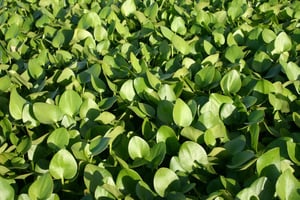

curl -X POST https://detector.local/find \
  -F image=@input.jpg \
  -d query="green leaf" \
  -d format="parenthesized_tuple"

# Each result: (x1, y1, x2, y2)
(171, 34, 191, 55)
(28, 173, 53, 200)
(77, 12, 101, 29)
(262, 29, 276, 43)
(33, 103, 63, 124)
(248, 110, 265, 124)
(171, 16, 187, 35)
(225, 45, 244, 63)
(153, 167, 180, 197)
(0, 75, 11, 92)
(256, 148, 281, 182)
(173, 98, 193, 127)
(59, 90, 82, 117)
(178, 141, 208, 172)
(195, 66, 221, 89)
(120, 79, 136, 101)
(47, 128, 69, 150)
(236, 177, 269, 200)
(0, 177, 15, 200)
(156, 125, 179, 155)
(91, 76, 107, 94)
(84, 164, 115, 194)
(116, 168, 142, 195)
(89, 136, 110, 156)
(273, 32, 292, 54)
(121, 0, 136, 17)
(128, 136, 150, 160)
(136, 181, 156, 200)
(276, 169, 300, 200)
(220, 69, 242, 94)
(287, 141, 300, 166)
(49, 149, 77, 180)
(130, 52, 142, 74)
(283, 62, 300, 82)
(9, 88, 27, 120)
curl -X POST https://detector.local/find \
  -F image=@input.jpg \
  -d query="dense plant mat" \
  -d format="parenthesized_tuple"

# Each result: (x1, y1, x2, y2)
(1, 0, 300, 199)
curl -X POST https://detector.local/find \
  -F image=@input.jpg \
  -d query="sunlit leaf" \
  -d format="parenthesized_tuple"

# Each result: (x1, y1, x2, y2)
(49, 149, 78, 180)
(173, 98, 193, 127)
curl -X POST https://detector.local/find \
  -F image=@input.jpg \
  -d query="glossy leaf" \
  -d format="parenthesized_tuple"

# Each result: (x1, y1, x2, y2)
(47, 128, 69, 150)
(153, 167, 180, 197)
(128, 136, 150, 160)
(9, 88, 27, 120)
(273, 32, 292, 54)
(121, 0, 136, 17)
(49, 149, 78, 180)
(276, 169, 300, 200)
(33, 103, 63, 124)
(0, 177, 14, 200)
(178, 141, 208, 172)
(28, 173, 53, 200)
(173, 98, 193, 127)
(220, 70, 242, 94)
(225, 45, 244, 63)
(59, 90, 82, 116)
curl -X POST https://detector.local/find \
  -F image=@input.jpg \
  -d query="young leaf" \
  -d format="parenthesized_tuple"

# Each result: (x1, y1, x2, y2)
(128, 136, 150, 160)
(33, 103, 63, 124)
(273, 32, 292, 54)
(120, 79, 136, 101)
(220, 69, 242, 94)
(121, 0, 136, 17)
(153, 167, 180, 197)
(47, 128, 69, 150)
(225, 45, 244, 63)
(0, 177, 15, 200)
(276, 169, 300, 200)
(171, 16, 187, 35)
(28, 173, 53, 200)
(178, 141, 208, 172)
(256, 148, 281, 182)
(59, 90, 82, 117)
(9, 88, 27, 120)
(49, 149, 78, 180)
(173, 98, 193, 127)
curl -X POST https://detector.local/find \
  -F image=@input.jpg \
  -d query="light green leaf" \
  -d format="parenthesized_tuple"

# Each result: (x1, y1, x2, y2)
(171, 16, 187, 35)
(128, 136, 150, 160)
(156, 125, 179, 155)
(171, 34, 191, 55)
(121, 0, 136, 17)
(225, 45, 244, 63)
(116, 168, 142, 195)
(276, 169, 300, 200)
(220, 69, 242, 94)
(0, 177, 15, 200)
(33, 103, 63, 124)
(120, 79, 136, 101)
(153, 167, 180, 197)
(262, 29, 276, 43)
(236, 177, 269, 200)
(0, 75, 11, 92)
(173, 98, 193, 127)
(178, 141, 208, 172)
(256, 148, 281, 182)
(49, 149, 77, 180)
(9, 88, 27, 120)
(273, 32, 292, 54)
(28, 173, 53, 200)
(47, 128, 69, 150)
(59, 90, 82, 116)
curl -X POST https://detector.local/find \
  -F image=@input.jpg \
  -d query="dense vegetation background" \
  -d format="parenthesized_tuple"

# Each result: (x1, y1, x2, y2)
(1, 0, 300, 199)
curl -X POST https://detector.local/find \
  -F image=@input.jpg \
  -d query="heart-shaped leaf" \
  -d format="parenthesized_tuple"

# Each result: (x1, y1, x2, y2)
(49, 149, 77, 181)
(173, 98, 193, 127)
(153, 167, 180, 197)
(28, 173, 53, 200)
